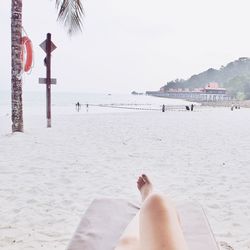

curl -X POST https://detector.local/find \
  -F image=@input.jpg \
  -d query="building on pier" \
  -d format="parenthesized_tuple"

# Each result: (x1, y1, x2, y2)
(146, 82, 231, 101)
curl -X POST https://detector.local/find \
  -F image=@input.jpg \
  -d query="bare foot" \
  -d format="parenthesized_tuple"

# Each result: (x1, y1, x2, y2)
(137, 174, 153, 202)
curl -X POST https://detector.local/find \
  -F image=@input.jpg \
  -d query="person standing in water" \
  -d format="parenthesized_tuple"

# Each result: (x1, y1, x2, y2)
(76, 102, 81, 112)
(162, 104, 166, 112)
(191, 104, 194, 111)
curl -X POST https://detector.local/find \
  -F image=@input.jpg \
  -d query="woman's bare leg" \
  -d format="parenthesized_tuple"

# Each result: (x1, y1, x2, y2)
(115, 174, 188, 250)
(139, 174, 188, 250)
(115, 176, 150, 250)
(115, 175, 153, 250)
(114, 213, 140, 250)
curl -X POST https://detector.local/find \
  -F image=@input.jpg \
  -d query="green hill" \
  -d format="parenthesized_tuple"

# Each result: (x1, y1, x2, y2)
(162, 57, 250, 100)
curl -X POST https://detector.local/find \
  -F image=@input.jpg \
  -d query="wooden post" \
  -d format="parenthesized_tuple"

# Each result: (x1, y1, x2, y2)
(46, 33, 52, 128)
(39, 33, 57, 128)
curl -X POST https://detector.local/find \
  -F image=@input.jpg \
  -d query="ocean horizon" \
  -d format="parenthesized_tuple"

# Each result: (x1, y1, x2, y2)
(0, 91, 193, 115)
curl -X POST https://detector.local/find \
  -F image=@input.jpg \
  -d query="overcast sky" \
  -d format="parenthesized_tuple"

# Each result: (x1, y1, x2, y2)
(1, 0, 250, 93)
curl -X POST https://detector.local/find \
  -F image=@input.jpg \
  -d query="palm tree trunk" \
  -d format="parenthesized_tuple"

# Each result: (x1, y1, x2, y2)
(11, 0, 23, 132)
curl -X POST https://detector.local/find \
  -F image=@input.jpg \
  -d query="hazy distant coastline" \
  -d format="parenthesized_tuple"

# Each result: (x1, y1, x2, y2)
(146, 57, 250, 101)
(200, 100, 250, 108)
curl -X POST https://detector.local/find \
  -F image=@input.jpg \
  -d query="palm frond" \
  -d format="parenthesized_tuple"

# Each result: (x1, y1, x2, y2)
(55, 0, 84, 35)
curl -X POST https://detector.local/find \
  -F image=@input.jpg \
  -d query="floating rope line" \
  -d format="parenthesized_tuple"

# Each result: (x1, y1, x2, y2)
(89, 104, 160, 111)
(82, 104, 209, 112)
(75, 102, 215, 112)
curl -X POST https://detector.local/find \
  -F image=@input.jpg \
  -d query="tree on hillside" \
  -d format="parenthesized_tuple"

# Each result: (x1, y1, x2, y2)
(224, 75, 250, 100)
(160, 57, 250, 98)
(11, 0, 83, 132)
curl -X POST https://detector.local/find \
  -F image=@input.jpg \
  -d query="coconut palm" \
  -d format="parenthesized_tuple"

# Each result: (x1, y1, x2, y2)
(11, 0, 83, 132)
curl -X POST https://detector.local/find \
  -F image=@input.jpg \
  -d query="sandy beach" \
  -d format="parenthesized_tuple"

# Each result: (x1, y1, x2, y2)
(1, 106, 250, 250)
(3, 0, 250, 249)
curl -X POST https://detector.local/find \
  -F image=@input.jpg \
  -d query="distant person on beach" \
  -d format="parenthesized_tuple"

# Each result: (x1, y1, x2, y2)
(76, 102, 81, 112)
(191, 104, 194, 111)
(162, 104, 165, 112)
(185, 105, 190, 111)
(231, 105, 234, 111)
(115, 174, 188, 250)
(86, 103, 89, 112)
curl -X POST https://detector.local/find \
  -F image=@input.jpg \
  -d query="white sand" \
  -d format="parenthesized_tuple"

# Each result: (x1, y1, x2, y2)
(1, 108, 250, 250)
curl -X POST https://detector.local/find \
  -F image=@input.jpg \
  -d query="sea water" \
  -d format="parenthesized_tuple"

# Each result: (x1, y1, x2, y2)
(0, 91, 192, 115)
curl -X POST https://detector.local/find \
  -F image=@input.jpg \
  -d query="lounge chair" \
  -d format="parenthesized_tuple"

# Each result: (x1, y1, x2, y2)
(67, 198, 219, 250)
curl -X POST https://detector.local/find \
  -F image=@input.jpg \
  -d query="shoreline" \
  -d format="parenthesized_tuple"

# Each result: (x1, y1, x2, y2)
(199, 100, 250, 108)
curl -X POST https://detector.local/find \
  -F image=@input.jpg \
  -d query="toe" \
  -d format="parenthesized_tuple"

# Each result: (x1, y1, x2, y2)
(137, 176, 144, 183)
(141, 174, 150, 183)
(137, 177, 145, 189)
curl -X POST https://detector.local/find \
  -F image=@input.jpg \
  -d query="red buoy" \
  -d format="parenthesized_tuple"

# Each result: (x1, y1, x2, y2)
(21, 36, 33, 72)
